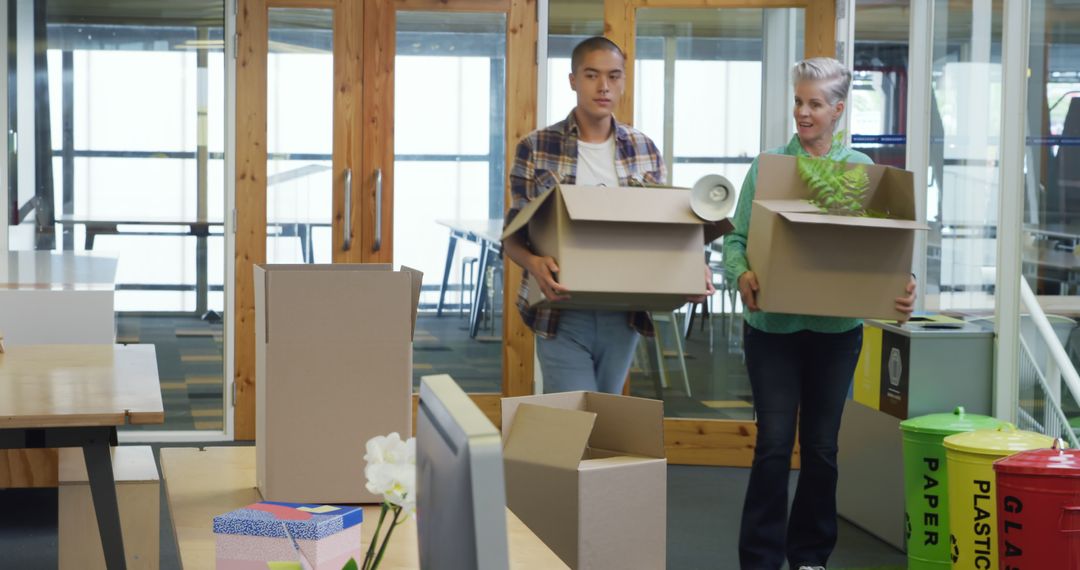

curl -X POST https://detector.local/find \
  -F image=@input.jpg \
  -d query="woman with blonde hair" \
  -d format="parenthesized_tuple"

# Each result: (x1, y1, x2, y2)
(723, 57, 917, 570)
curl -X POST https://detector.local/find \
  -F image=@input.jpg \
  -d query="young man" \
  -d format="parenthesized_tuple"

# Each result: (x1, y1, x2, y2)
(503, 36, 712, 394)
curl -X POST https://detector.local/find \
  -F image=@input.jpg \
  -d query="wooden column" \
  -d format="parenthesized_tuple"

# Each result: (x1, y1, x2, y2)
(503, 0, 540, 397)
(233, 0, 269, 440)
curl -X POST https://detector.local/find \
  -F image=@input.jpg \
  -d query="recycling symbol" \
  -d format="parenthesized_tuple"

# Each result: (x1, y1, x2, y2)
(950, 534, 959, 563)
(888, 348, 903, 386)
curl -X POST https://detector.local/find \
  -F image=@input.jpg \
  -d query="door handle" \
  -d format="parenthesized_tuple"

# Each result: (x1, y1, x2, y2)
(374, 168, 382, 253)
(343, 167, 353, 251)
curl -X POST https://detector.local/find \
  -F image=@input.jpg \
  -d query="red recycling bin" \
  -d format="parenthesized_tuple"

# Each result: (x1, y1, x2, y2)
(993, 439, 1080, 570)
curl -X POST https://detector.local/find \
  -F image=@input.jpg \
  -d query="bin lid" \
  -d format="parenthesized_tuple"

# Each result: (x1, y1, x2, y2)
(943, 423, 1057, 456)
(900, 406, 1004, 435)
(994, 439, 1080, 477)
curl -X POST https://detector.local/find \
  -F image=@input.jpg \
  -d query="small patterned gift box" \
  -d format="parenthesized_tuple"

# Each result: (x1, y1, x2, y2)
(213, 502, 363, 570)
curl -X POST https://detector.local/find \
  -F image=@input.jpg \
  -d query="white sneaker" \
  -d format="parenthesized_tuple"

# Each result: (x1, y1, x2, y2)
(797, 567, 825, 570)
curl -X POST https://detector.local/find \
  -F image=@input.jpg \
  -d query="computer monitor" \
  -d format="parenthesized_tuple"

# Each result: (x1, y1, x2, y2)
(416, 374, 509, 570)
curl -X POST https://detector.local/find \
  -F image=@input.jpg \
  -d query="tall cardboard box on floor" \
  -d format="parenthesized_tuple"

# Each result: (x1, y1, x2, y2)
(255, 264, 421, 504)
(501, 392, 666, 569)
(747, 153, 928, 320)
(502, 183, 732, 312)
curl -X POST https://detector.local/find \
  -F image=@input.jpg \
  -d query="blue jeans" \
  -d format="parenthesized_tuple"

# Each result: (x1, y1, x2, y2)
(535, 310, 641, 394)
(738, 325, 863, 570)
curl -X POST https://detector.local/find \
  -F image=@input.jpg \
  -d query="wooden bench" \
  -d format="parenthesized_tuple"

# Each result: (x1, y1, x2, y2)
(58, 446, 160, 570)
(160, 446, 568, 569)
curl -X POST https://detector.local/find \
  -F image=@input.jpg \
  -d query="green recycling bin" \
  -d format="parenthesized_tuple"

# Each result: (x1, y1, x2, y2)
(899, 407, 1004, 569)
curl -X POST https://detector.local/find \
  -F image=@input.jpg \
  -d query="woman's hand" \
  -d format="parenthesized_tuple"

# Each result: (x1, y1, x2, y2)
(686, 264, 717, 303)
(738, 271, 760, 312)
(895, 276, 917, 322)
(528, 255, 571, 302)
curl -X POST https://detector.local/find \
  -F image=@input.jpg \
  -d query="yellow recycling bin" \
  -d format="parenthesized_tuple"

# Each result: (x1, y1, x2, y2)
(942, 424, 1055, 570)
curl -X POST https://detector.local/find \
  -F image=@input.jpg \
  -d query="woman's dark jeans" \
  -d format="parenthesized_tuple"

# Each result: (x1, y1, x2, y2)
(738, 325, 863, 570)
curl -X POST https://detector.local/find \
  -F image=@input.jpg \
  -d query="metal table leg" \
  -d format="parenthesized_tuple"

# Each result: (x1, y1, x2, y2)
(84, 440, 127, 570)
(469, 241, 493, 338)
(436, 232, 459, 317)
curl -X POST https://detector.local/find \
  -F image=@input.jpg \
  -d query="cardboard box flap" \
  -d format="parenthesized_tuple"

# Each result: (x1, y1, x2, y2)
(501, 186, 557, 240)
(503, 403, 596, 469)
(401, 265, 423, 340)
(584, 393, 666, 459)
(501, 392, 588, 444)
(756, 154, 812, 201)
(560, 185, 701, 225)
(777, 211, 929, 231)
(259, 263, 394, 272)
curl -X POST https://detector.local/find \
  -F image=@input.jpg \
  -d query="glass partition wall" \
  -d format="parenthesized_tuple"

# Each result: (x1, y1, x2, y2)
(5, 0, 228, 433)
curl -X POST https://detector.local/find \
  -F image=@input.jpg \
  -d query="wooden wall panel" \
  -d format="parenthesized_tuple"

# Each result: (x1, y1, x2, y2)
(503, 0, 539, 398)
(665, 418, 800, 468)
(412, 393, 503, 432)
(0, 449, 58, 488)
(233, 0, 268, 440)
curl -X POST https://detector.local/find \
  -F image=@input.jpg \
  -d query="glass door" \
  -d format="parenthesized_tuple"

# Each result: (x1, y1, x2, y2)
(589, 0, 834, 466)
(392, 10, 507, 399)
(2, 0, 230, 436)
(266, 8, 335, 265)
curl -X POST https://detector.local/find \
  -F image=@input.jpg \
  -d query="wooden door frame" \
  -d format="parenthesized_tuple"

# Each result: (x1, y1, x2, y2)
(235, 0, 535, 436)
(502, 0, 834, 466)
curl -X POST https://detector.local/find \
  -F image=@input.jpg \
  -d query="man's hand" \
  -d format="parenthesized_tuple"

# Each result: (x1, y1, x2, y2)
(529, 255, 571, 302)
(686, 264, 717, 303)
(738, 271, 760, 312)
(895, 276, 917, 323)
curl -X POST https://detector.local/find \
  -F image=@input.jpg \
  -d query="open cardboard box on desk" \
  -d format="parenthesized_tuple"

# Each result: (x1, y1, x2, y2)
(502, 183, 733, 313)
(747, 153, 928, 320)
(501, 391, 667, 570)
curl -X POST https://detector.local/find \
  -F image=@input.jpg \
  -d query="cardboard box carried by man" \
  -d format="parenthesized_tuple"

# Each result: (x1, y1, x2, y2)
(502, 184, 732, 313)
(748, 154, 928, 320)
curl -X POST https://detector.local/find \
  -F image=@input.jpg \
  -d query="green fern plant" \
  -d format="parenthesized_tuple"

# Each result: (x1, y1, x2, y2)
(796, 132, 872, 217)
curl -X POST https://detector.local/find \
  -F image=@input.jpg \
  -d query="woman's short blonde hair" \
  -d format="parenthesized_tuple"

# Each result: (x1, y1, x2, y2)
(791, 57, 852, 106)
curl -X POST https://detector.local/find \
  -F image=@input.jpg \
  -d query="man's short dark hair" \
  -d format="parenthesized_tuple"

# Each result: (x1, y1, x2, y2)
(570, 36, 625, 73)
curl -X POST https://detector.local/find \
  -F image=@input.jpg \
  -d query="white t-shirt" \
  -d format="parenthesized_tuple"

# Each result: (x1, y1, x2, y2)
(576, 136, 619, 188)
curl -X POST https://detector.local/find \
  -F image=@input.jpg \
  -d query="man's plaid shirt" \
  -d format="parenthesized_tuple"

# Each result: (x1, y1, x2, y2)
(505, 110, 666, 339)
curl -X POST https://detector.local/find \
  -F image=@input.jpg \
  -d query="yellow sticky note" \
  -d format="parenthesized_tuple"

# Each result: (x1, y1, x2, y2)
(297, 505, 339, 514)
(267, 563, 303, 570)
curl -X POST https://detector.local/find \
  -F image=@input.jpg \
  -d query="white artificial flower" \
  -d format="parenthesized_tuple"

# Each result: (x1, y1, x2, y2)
(363, 433, 417, 519)
(364, 433, 409, 466)
(364, 462, 395, 496)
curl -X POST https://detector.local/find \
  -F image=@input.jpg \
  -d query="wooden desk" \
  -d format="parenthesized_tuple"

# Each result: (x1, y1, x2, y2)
(0, 344, 163, 570)
(161, 447, 567, 570)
